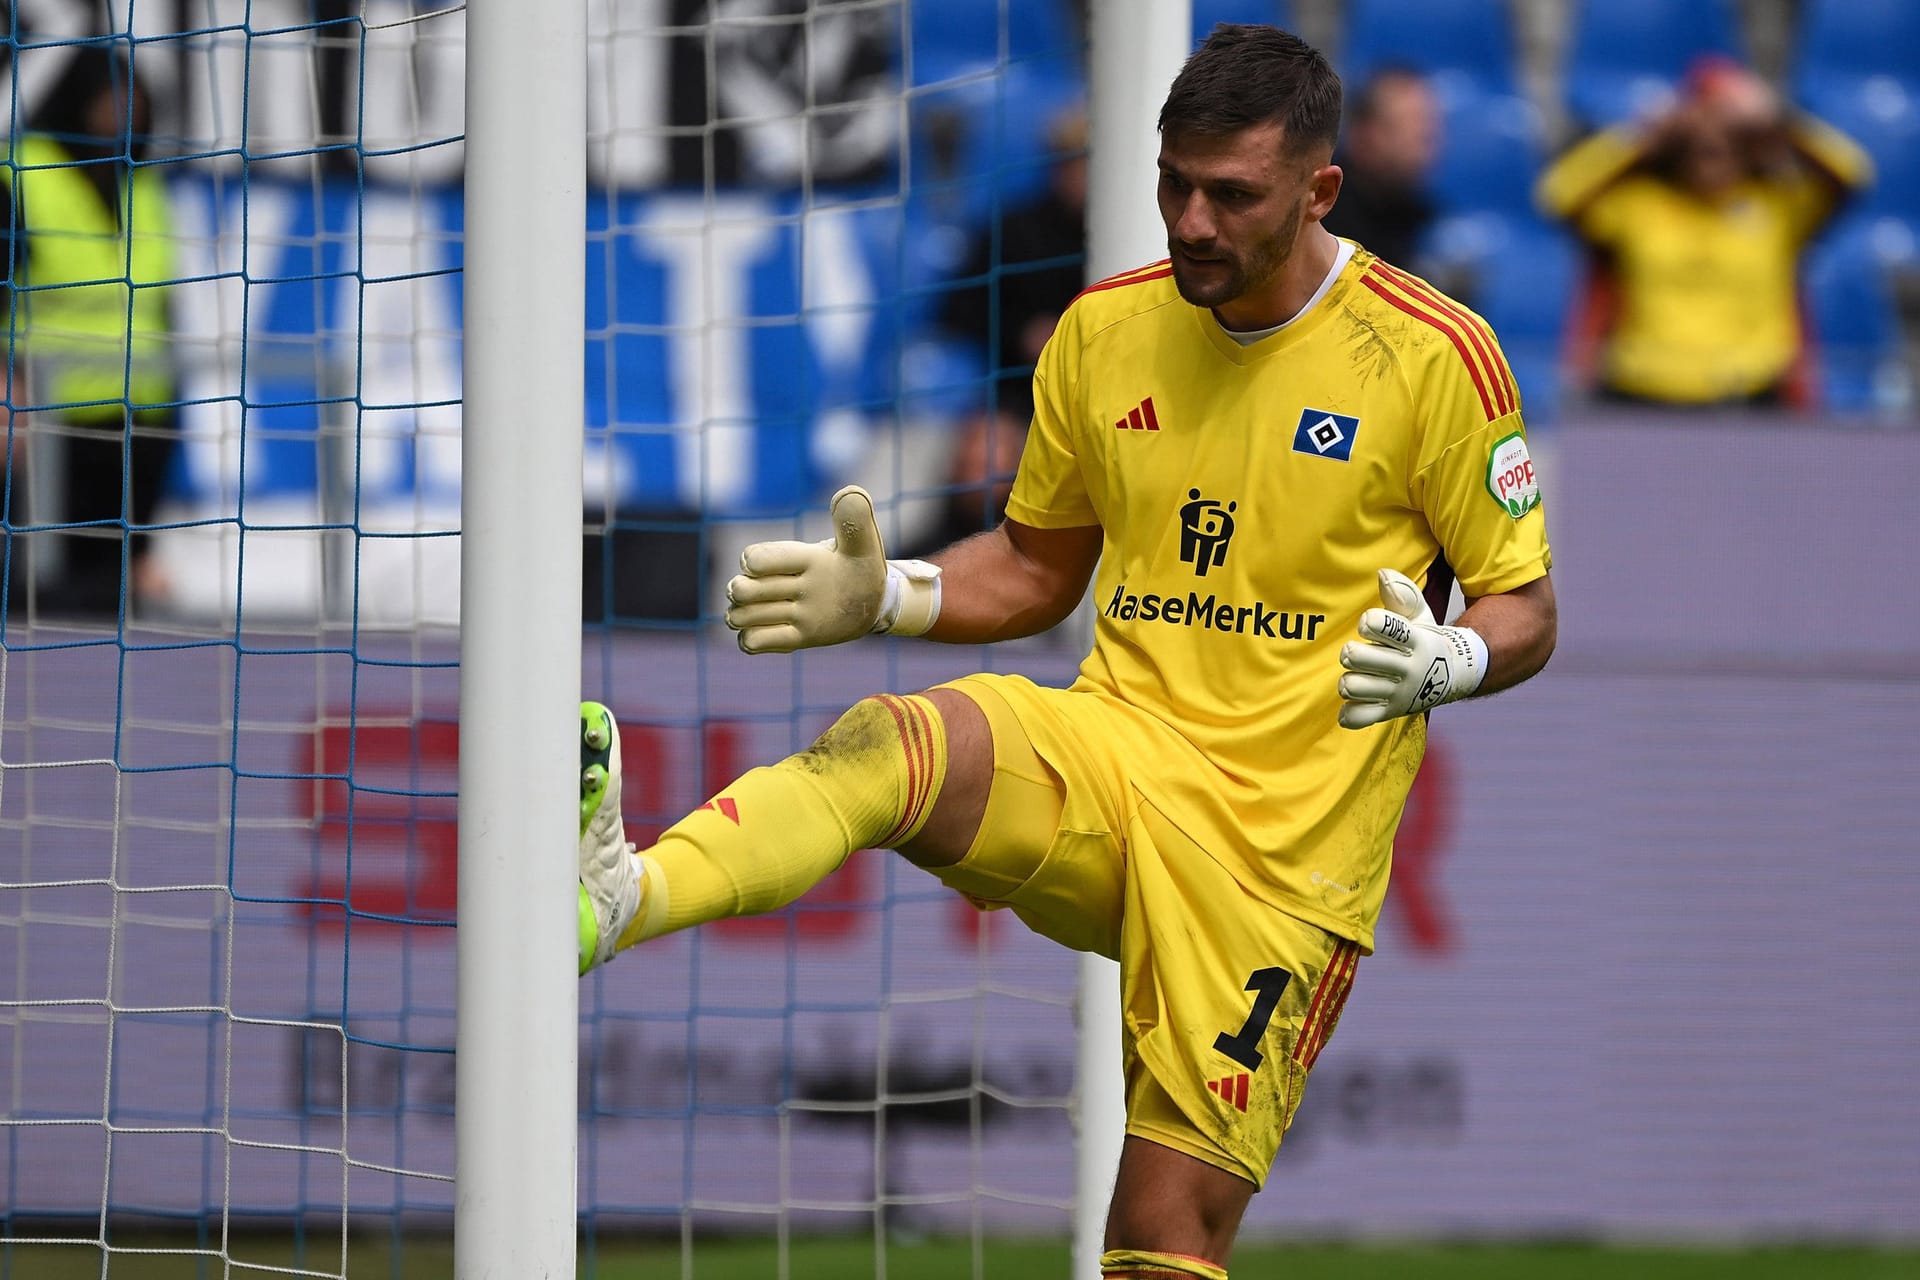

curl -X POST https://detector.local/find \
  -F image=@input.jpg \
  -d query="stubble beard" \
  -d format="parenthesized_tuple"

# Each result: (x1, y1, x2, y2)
(1168, 197, 1307, 312)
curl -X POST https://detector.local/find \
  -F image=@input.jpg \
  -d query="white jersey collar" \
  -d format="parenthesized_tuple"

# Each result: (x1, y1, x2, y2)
(1219, 238, 1358, 346)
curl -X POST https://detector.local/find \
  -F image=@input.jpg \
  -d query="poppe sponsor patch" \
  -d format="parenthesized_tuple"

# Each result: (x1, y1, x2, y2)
(1485, 432, 1540, 518)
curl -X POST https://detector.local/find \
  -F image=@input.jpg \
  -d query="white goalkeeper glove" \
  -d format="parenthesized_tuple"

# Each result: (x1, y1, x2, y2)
(724, 485, 942, 655)
(1337, 568, 1487, 730)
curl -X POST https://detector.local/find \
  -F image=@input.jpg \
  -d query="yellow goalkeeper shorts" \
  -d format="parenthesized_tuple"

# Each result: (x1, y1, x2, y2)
(935, 673, 1361, 1188)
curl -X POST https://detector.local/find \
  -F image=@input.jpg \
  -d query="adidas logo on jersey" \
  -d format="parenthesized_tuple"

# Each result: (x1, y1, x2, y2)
(1113, 395, 1160, 431)
(1206, 1072, 1251, 1112)
(1103, 584, 1325, 641)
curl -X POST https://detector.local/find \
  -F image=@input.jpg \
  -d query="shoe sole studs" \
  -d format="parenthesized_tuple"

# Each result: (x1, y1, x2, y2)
(581, 763, 608, 797)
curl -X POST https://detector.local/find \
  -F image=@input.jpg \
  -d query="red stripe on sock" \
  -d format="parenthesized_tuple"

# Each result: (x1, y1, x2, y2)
(894, 696, 929, 845)
(900, 697, 936, 840)
(876, 696, 930, 848)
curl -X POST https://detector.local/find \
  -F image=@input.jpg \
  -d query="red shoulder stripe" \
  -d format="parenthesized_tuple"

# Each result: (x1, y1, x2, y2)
(1370, 263, 1513, 416)
(1071, 260, 1173, 304)
(1374, 261, 1516, 415)
(1373, 261, 1519, 416)
(1359, 271, 1497, 420)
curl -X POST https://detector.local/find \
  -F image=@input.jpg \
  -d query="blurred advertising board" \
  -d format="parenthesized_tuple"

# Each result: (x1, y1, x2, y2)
(4, 421, 1918, 1238)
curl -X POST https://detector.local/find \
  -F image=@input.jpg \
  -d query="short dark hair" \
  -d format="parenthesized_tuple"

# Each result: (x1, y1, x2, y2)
(1158, 24, 1343, 158)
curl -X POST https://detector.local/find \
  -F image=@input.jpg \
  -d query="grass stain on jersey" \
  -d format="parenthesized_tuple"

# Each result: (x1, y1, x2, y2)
(1340, 310, 1401, 385)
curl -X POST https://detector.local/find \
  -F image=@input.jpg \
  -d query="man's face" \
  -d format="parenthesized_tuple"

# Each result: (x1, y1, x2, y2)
(1352, 76, 1439, 183)
(1157, 122, 1315, 312)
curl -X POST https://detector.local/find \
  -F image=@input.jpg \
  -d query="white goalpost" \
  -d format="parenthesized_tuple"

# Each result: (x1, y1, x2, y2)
(1075, 5, 1191, 1275)
(454, 2, 585, 1278)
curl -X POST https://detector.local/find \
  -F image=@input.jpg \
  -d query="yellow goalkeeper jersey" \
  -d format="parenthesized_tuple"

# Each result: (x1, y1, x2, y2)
(1005, 246, 1552, 948)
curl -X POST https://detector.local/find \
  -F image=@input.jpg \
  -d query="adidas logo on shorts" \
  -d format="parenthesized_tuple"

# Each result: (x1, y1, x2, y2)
(1206, 1072, 1251, 1112)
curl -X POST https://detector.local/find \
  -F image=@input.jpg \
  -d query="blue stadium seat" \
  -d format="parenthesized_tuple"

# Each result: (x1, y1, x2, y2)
(908, 0, 1077, 86)
(1792, 0, 1920, 101)
(1417, 80, 1550, 349)
(1192, 0, 1292, 48)
(1563, 0, 1741, 128)
(1471, 220, 1580, 422)
(1340, 0, 1520, 98)
(1426, 77, 1546, 218)
(1801, 76, 1920, 227)
(1802, 219, 1912, 415)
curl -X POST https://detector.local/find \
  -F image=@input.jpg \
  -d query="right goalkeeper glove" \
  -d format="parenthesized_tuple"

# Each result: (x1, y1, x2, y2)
(724, 485, 941, 655)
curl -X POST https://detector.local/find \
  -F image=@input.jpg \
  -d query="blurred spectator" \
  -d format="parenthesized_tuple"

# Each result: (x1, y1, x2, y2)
(1321, 67, 1440, 270)
(913, 109, 1087, 555)
(1537, 57, 1873, 408)
(3, 43, 180, 617)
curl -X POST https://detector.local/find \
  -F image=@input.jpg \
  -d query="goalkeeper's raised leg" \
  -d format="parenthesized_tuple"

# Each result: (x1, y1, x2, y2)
(572, 485, 1047, 977)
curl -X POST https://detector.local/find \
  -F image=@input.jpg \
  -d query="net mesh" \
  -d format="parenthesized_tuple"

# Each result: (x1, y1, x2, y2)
(0, 0, 1092, 1274)
(576, 0, 1089, 1268)
(2, 1, 467, 1273)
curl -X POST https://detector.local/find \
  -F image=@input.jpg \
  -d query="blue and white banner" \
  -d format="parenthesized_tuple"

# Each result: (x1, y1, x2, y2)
(150, 176, 940, 621)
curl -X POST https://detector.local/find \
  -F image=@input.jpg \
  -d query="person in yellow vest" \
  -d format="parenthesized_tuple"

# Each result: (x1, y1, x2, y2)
(1536, 57, 1872, 408)
(4, 43, 179, 616)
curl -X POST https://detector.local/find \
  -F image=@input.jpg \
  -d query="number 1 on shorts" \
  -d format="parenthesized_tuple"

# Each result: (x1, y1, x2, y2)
(1212, 966, 1292, 1072)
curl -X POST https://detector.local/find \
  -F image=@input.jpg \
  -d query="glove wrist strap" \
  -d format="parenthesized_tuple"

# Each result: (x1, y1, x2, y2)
(1443, 625, 1489, 703)
(873, 559, 942, 636)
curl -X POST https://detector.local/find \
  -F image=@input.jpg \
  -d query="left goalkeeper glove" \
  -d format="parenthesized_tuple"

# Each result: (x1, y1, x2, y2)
(1337, 568, 1487, 730)
(724, 486, 941, 654)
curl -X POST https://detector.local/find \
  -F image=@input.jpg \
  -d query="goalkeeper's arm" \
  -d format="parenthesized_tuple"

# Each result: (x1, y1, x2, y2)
(1450, 575, 1558, 698)
(919, 516, 1102, 644)
(725, 485, 1101, 654)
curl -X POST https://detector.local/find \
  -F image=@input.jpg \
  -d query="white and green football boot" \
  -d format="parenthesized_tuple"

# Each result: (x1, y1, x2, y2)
(578, 701, 640, 975)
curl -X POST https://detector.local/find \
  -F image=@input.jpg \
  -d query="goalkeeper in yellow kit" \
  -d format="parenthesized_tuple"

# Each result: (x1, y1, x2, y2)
(576, 25, 1555, 1279)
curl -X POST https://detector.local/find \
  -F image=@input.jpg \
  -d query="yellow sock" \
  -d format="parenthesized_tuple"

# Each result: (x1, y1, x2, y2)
(1100, 1250, 1227, 1280)
(617, 694, 947, 948)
